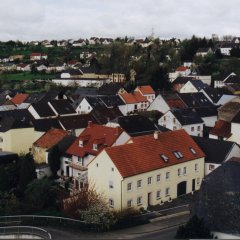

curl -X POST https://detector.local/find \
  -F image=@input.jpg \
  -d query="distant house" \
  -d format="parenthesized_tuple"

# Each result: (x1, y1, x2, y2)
(213, 72, 236, 88)
(30, 53, 48, 61)
(147, 94, 170, 114)
(16, 63, 31, 72)
(106, 114, 163, 137)
(0, 116, 34, 154)
(178, 93, 214, 108)
(98, 83, 126, 96)
(159, 109, 204, 136)
(118, 92, 149, 115)
(36, 64, 48, 72)
(193, 136, 240, 176)
(134, 85, 155, 103)
(60, 122, 130, 192)
(218, 42, 233, 56)
(72, 39, 86, 47)
(179, 80, 208, 93)
(209, 120, 231, 140)
(195, 48, 213, 57)
(88, 129, 205, 210)
(169, 66, 191, 82)
(172, 77, 195, 92)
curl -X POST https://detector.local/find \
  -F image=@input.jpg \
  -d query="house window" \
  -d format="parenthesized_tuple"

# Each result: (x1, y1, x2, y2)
(0, 137, 3, 143)
(160, 154, 168, 162)
(127, 200, 132, 208)
(173, 126, 177, 130)
(156, 174, 161, 182)
(197, 178, 201, 185)
(156, 190, 161, 199)
(195, 163, 198, 172)
(109, 181, 114, 189)
(173, 151, 183, 159)
(93, 144, 98, 151)
(88, 106, 90, 110)
(183, 167, 187, 175)
(165, 188, 170, 196)
(173, 118, 176, 123)
(134, 104, 137, 110)
(190, 147, 197, 155)
(109, 199, 114, 208)
(147, 177, 152, 185)
(96, 163, 98, 167)
(137, 180, 142, 188)
(79, 140, 83, 147)
(137, 196, 142, 206)
(127, 183, 132, 191)
(166, 172, 170, 180)
(178, 168, 181, 176)
(163, 116, 166, 121)
(111, 167, 114, 172)
(197, 126, 201, 131)
(77, 157, 83, 165)
(209, 164, 215, 171)
(191, 127, 194, 131)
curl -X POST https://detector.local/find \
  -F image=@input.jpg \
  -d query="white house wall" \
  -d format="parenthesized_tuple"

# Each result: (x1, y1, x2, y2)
(147, 94, 170, 114)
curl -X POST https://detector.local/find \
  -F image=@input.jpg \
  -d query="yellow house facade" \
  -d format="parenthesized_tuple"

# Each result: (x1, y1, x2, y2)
(0, 127, 34, 154)
(88, 130, 205, 210)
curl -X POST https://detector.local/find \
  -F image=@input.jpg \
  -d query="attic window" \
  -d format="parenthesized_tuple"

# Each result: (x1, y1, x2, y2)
(79, 140, 83, 147)
(93, 143, 98, 151)
(160, 154, 169, 162)
(173, 151, 183, 159)
(190, 147, 197, 155)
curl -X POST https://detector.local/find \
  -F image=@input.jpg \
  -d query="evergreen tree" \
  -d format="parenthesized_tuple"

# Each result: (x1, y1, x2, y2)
(48, 145, 61, 178)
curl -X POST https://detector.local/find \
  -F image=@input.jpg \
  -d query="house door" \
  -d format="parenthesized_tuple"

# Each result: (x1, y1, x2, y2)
(177, 181, 187, 197)
(148, 192, 152, 206)
(192, 179, 196, 192)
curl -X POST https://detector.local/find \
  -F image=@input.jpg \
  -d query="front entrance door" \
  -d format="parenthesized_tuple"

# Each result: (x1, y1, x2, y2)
(177, 181, 187, 197)
(66, 166, 70, 177)
(148, 192, 152, 206)
(192, 179, 196, 192)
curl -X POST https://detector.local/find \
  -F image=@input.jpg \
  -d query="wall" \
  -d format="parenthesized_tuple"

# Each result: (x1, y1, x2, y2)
(88, 149, 205, 210)
(147, 94, 170, 114)
(180, 82, 198, 93)
(77, 98, 92, 114)
(0, 128, 34, 154)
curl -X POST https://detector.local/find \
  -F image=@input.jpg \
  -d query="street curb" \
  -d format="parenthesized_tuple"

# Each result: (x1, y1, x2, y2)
(150, 210, 190, 223)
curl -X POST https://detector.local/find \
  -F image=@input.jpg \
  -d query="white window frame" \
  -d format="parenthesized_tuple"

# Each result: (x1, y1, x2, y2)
(127, 200, 132, 208)
(156, 174, 161, 183)
(178, 168, 181, 176)
(166, 172, 170, 180)
(165, 187, 170, 196)
(183, 167, 187, 175)
(137, 196, 142, 206)
(127, 182, 132, 191)
(137, 179, 142, 188)
(147, 177, 152, 185)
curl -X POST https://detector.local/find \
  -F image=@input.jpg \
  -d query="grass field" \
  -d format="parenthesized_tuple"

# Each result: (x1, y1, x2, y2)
(0, 72, 56, 81)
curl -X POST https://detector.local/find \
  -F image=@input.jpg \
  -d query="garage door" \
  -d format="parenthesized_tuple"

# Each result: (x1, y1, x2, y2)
(177, 181, 187, 197)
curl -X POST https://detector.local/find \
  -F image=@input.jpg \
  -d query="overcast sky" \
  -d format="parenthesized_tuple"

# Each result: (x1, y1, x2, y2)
(1, 0, 239, 41)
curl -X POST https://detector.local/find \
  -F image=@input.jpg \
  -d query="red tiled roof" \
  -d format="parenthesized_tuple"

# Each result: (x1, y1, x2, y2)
(30, 53, 42, 56)
(34, 128, 68, 149)
(119, 92, 148, 104)
(210, 120, 231, 138)
(105, 129, 205, 178)
(166, 99, 187, 109)
(176, 66, 188, 72)
(17, 63, 28, 68)
(66, 123, 123, 157)
(11, 93, 29, 105)
(135, 85, 155, 95)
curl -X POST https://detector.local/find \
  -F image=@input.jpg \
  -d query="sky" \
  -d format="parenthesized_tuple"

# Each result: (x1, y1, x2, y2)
(0, 0, 239, 41)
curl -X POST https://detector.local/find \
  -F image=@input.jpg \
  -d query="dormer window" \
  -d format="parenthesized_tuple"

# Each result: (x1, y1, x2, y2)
(173, 151, 183, 159)
(190, 147, 197, 155)
(79, 140, 83, 147)
(160, 154, 169, 162)
(93, 143, 98, 151)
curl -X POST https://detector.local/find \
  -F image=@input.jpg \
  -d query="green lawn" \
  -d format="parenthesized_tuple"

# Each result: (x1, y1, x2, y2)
(0, 72, 56, 81)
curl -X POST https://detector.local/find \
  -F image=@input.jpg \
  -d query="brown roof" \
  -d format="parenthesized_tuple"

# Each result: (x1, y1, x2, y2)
(166, 99, 186, 109)
(66, 122, 123, 157)
(119, 92, 148, 104)
(135, 85, 155, 95)
(105, 129, 205, 178)
(176, 66, 189, 72)
(11, 93, 29, 105)
(34, 128, 68, 149)
(210, 120, 231, 138)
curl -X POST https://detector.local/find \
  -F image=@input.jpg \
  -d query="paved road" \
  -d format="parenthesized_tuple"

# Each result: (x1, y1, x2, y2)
(44, 212, 189, 239)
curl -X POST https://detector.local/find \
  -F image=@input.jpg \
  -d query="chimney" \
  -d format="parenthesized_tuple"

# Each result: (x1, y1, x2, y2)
(88, 121, 93, 128)
(154, 131, 159, 140)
